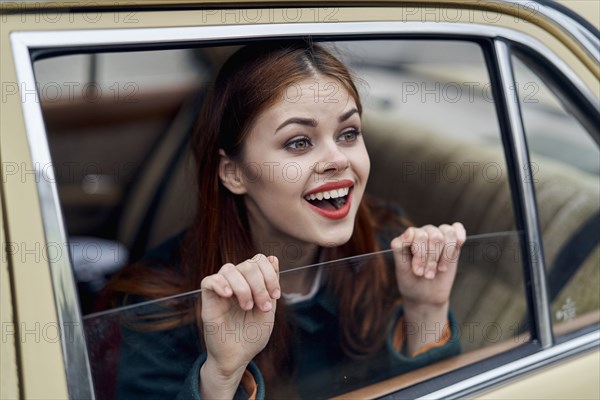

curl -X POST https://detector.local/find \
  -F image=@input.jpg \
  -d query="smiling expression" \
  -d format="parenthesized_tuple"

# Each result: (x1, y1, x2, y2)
(222, 75, 370, 252)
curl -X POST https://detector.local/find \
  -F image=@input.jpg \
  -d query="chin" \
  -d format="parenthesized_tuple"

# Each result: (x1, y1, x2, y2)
(315, 227, 354, 248)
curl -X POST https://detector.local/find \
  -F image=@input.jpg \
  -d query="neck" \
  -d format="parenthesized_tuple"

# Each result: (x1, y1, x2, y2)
(253, 236, 320, 272)
(256, 238, 320, 296)
(248, 221, 321, 296)
(251, 236, 320, 296)
(245, 200, 320, 271)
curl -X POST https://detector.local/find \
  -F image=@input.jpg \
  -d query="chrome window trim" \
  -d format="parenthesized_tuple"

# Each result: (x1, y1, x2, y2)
(9, 36, 95, 400)
(494, 39, 553, 349)
(421, 330, 600, 399)
(9, 21, 598, 399)
(497, 0, 600, 64)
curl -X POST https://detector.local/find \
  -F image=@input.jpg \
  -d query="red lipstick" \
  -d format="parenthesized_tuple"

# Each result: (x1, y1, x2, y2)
(304, 179, 354, 197)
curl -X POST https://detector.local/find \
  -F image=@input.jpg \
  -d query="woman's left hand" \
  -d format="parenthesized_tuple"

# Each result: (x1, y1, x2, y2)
(391, 223, 467, 310)
(391, 223, 466, 354)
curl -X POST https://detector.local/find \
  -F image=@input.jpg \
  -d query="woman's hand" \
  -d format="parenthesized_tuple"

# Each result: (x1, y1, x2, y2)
(391, 223, 466, 355)
(199, 254, 280, 398)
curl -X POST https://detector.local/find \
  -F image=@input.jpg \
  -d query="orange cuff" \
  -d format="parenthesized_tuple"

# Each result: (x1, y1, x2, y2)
(240, 368, 258, 400)
(392, 316, 452, 357)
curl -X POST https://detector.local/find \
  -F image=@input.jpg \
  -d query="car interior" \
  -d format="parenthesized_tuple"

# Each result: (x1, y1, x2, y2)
(34, 38, 599, 398)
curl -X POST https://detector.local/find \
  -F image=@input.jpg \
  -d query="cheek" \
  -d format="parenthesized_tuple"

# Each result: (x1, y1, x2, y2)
(353, 146, 371, 180)
(278, 162, 306, 186)
(240, 161, 265, 184)
(244, 163, 305, 199)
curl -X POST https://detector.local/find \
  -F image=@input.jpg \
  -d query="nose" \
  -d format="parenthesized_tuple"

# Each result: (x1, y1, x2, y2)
(313, 141, 350, 175)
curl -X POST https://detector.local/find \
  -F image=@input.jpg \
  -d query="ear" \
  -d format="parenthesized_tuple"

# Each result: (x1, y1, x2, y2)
(218, 149, 247, 195)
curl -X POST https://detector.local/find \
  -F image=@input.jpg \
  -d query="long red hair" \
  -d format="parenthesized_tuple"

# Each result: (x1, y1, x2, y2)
(109, 40, 401, 384)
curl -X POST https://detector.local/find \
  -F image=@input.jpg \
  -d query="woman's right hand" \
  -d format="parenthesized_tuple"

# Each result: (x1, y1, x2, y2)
(199, 254, 280, 398)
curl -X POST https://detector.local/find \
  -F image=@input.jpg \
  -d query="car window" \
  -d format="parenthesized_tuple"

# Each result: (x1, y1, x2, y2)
(337, 40, 527, 355)
(35, 39, 528, 397)
(35, 50, 210, 312)
(511, 52, 600, 336)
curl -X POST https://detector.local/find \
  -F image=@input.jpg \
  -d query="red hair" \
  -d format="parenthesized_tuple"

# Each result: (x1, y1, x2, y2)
(109, 40, 402, 384)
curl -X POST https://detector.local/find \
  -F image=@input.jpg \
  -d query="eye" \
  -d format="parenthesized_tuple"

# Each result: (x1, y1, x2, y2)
(338, 129, 361, 143)
(285, 136, 312, 152)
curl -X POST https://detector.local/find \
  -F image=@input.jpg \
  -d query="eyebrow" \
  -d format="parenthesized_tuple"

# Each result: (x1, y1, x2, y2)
(274, 108, 359, 134)
(339, 108, 359, 123)
(275, 117, 318, 133)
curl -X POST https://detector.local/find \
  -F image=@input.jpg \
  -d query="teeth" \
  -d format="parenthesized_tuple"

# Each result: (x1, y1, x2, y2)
(305, 187, 350, 201)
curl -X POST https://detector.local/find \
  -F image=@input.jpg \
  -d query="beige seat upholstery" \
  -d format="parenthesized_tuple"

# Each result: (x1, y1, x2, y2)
(115, 94, 200, 260)
(362, 110, 599, 350)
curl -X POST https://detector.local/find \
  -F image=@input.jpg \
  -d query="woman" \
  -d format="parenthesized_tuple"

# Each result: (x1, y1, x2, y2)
(109, 40, 466, 399)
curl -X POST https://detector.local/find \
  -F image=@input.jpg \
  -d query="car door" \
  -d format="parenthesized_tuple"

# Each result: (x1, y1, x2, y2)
(1, 187, 20, 399)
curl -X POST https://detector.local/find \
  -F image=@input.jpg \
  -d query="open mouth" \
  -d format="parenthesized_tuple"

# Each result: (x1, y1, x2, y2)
(304, 187, 350, 210)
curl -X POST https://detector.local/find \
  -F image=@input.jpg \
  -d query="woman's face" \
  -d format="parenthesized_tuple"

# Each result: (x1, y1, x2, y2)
(223, 75, 370, 251)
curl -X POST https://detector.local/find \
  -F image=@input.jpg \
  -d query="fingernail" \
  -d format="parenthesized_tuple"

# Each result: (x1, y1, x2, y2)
(263, 302, 272, 311)
(273, 289, 281, 299)
(425, 270, 435, 279)
(416, 267, 424, 276)
(224, 286, 232, 295)
(246, 301, 254, 310)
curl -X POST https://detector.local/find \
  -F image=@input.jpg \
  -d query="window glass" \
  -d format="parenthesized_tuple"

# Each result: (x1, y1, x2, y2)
(336, 41, 527, 354)
(84, 236, 523, 399)
(36, 40, 528, 397)
(35, 50, 209, 311)
(512, 53, 600, 335)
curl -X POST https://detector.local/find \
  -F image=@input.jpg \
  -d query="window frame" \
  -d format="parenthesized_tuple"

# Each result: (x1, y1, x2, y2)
(10, 20, 599, 399)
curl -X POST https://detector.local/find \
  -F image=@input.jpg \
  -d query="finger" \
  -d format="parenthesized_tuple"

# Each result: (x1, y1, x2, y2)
(391, 227, 415, 250)
(220, 263, 254, 311)
(452, 222, 467, 261)
(391, 227, 415, 272)
(201, 274, 233, 298)
(411, 228, 429, 277)
(454, 222, 467, 247)
(422, 225, 444, 279)
(262, 255, 281, 299)
(438, 224, 457, 272)
(237, 255, 275, 312)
